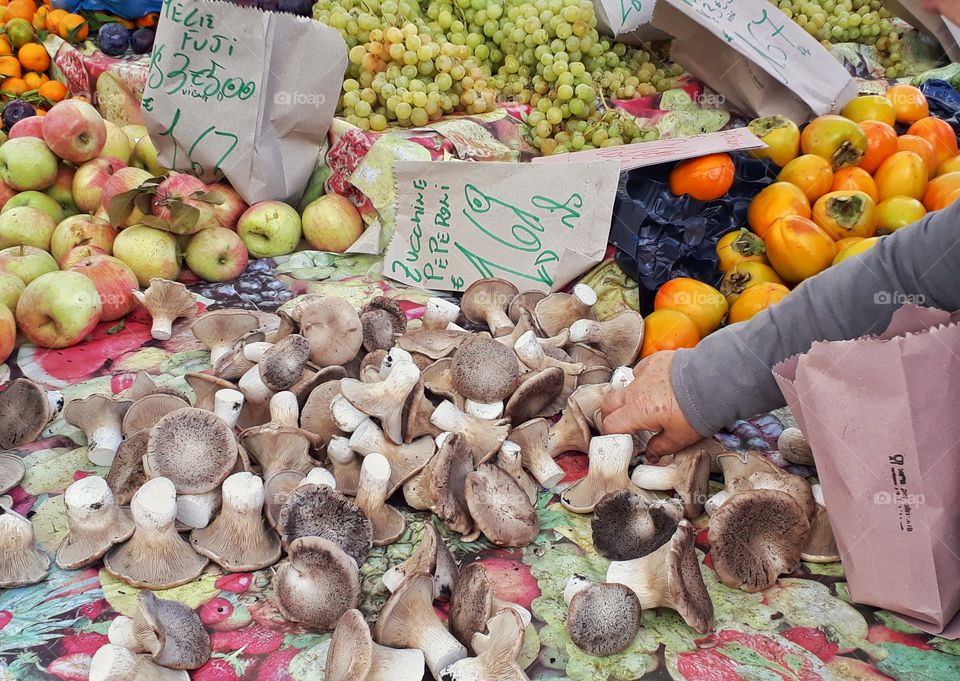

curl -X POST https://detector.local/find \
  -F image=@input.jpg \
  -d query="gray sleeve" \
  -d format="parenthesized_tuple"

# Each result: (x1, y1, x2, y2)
(670, 199, 960, 435)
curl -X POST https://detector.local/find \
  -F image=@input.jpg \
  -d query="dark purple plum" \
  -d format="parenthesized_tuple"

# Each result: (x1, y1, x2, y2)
(130, 28, 155, 55)
(2, 100, 35, 130)
(97, 23, 130, 57)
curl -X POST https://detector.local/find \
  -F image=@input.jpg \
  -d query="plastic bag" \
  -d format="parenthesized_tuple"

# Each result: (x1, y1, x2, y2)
(919, 79, 960, 136)
(608, 153, 777, 310)
(53, 0, 161, 19)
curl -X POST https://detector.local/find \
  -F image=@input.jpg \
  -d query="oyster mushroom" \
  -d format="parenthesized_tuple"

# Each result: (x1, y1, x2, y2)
(133, 278, 197, 340)
(106, 430, 149, 505)
(0, 506, 49, 587)
(348, 419, 435, 495)
(746, 469, 816, 520)
(64, 394, 132, 466)
(508, 419, 563, 489)
(534, 284, 597, 336)
(57, 476, 135, 569)
(561, 434, 645, 513)
(514, 332, 582, 408)
(509, 290, 546, 323)
(300, 296, 363, 367)
(355, 453, 405, 546)
(373, 573, 468, 677)
(801, 484, 840, 563)
(89, 644, 188, 681)
(259, 334, 311, 391)
(461, 278, 518, 336)
(495, 440, 538, 504)
(104, 477, 209, 589)
(361, 297, 407, 351)
(607, 520, 714, 633)
(422, 431, 475, 536)
(0, 378, 63, 449)
(122, 393, 190, 437)
(778, 427, 814, 466)
(146, 408, 238, 494)
(241, 426, 316, 481)
(464, 464, 540, 547)
(448, 563, 532, 653)
(185, 373, 238, 412)
(708, 488, 811, 592)
(568, 311, 644, 367)
(277, 482, 373, 565)
(340, 361, 421, 444)
(440, 608, 529, 680)
(275, 535, 360, 632)
(564, 580, 642, 656)
(326, 608, 425, 680)
(630, 450, 710, 519)
(191, 310, 259, 366)
(108, 591, 211, 670)
(0, 453, 25, 495)
(382, 522, 459, 600)
(504, 367, 565, 424)
(327, 435, 362, 496)
(190, 471, 281, 571)
(430, 400, 509, 466)
(591, 490, 683, 561)
(451, 336, 520, 407)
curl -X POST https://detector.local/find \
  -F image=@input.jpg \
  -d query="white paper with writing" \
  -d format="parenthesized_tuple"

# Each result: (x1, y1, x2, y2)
(593, 0, 667, 42)
(142, 0, 347, 204)
(384, 161, 621, 293)
(652, 0, 857, 122)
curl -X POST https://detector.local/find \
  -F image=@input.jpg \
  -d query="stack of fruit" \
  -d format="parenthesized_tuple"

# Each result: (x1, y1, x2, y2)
(0, 1, 71, 113)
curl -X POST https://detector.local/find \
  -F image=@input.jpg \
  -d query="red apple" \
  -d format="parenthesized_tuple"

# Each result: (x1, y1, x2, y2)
(42, 100, 108, 164)
(72, 157, 126, 214)
(0, 303, 14, 363)
(60, 244, 108, 270)
(69, 254, 139, 321)
(99, 167, 153, 226)
(301, 194, 364, 253)
(8, 117, 44, 139)
(50, 215, 118, 265)
(208, 183, 248, 230)
(151, 174, 217, 234)
(185, 227, 249, 282)
(17, 270, 102, 348)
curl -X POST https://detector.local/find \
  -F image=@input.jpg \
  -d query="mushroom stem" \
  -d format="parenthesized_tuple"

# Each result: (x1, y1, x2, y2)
(151, 317, 174, 341)
(423, 298, 461, 330)
(355, 452, 405, 546)
(57, 476, 134, 569)
(568, 319, 603, 344)
(610, 366, 635, 389)
(214, 389, 244, 429)
(46, 389, 65, 418)
(90, 644, 189, 681)
(87, 423, 125, 467)
(175, 491, 222, 529)
(327, 435, 362, 496)
(704, 490, 730, 515)
(464, 400, 504, 420)
(302, 467, 337, 489)
(269, 391, 299, 428)
(509, 419, 564, 489)
(331, 394, 369, 433)
(107, 616, 142, 652)
(560, 434, 644, 513)
(380, 347, 415, 377)
(430, 400, 509, 466)
(630, 465, 681, 490)
(242, 342, 274, 363)
(496, 440, 538, 504)
(238, 365, 273, 405)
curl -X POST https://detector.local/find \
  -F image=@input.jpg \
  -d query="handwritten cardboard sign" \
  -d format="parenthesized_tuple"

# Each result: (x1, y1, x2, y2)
(531, 128, 765, 170)
(593, 0, 668, 44)
(651, 0, 857, 122)
(384, 160, 620, 293)
(142, 0, 347, 204)
(884, 1, 960, 63)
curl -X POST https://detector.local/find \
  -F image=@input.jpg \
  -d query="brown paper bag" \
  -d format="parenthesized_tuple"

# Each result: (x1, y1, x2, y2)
(773, 305, 960, 637)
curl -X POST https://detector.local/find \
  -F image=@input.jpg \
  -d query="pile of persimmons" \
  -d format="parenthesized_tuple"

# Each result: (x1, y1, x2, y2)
(646, 84, 957, 358)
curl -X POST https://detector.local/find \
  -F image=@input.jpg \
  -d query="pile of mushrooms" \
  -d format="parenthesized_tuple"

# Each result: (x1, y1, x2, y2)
(0, 278, 842, 678)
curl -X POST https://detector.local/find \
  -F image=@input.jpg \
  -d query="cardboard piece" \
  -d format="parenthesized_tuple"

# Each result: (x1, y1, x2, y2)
(884, 0, 960, 63)
(142, 0, 347, 204)
(773, 305, 960, 637)
(531, 128, 765, 170)
(651, 0, 857, 122)
(383, 160, 620, 293)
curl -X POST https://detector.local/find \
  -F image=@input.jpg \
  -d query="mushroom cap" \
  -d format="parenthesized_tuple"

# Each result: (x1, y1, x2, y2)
(382, 522, 459, 601)
(420, 357, 460, 405)
(567, 343, 612, 369)
(566, 583, 641, 656)
(325, 609, 374, 679)
(802, 487, 840, 563)
(716, 451, 780, 492)
(0, 453, 25, 495)
(574, 311, 644, 367)
(129, 372, 189, 402)
(122, 393, 191, 437)
(0, 506, 50, 588)
(450, 336, 519, 403)
(300, 380, 346, 445)
(464, 464, 540, 547)
(0, 378, 55, 449)
(136, 591, 212, 670)
(508, 290, 546, 323)
(263, 469, 306, 528)
(708, 488, 810, 592)
(105, 430, 149, 506)
(592, 490, 683, 561)
(191, 310, 259, 350)
(277, 482, 373, 566)
(339, 361, 421, 445)
(674, 450, 711, 519)
(361, 307, 405, 352)
(423, 432, 475, 536)
(534, 285, 597, 337)
(146, 408, 238, 494)
(461, 279, 518, 330)
(57, 476, 135, 569)
(747, 470, 816, 520)
(665, 520, 714, 634)
(778, 427, 814, 466)
(185, 373, 238, 412)
(139, 278, 197, 337)
(397, 329, 467, 360)
(260, 334, 311, 391)
(64, 393, 132, 431)
(275, 536, 360, 631)
(448, 562, 495, 653)
(362, 296, 408, 333)
(299, 297, 363, 367)
(504, 367, 565, 425)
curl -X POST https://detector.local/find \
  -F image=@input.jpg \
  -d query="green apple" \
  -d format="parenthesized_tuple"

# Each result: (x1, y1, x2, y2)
(113, 225, 181, 286)
(3, 191, 65, 222)
(16, 270, 103, 349)
(0, 206, 57, 250)
(121, 124, 148, 149)
(301, 194, 364, 253)
(50, 215, 117, 265)
(186, 227, 249, 282)
(237, 201, 303, 258)
(0, 271, 24, 310)
(0, 137, 59, 191)
(134, 135, 168, 176)
(101, 120, 133, 164)
(0, 245, 59, 285)
(43, 166, 79, 218)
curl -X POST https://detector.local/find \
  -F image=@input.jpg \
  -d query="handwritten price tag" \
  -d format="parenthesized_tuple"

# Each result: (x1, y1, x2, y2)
(384, 160, 620, 293)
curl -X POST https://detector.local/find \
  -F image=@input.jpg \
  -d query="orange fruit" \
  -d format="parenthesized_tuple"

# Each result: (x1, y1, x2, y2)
(58, 14, 87, 41)
(136, 13, 159, 28)
(778, 154, 834, 202)
(5, 18, 34, 49)
(17, 42, 48, 73)
(37, 78, 65, 102)
(728, 282, 790, 324)
(22, 70, 45, 89)
(747, 182, 812, 239)
(937, 154, 960, 177)
(44, 7, 65, 32)
(1, 77, 28, 96)
(669, 153, 736, 201)
(0, 54, 20, 78)
(0, 36, 11, 57)
(31, 5, 47, 31)
(4, 0, 35, 22)
(885, 84, 929, 125)
(640, 309, 700, 358)
(831, 167, 878, 202)
(922, 171, 960, 212)
(907, 117, 959, 168)
(856, 120, 898, 174)
(896, 134, 938, 178)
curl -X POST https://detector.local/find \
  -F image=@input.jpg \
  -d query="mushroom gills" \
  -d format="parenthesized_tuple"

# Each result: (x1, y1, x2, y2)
(57, 475, 135, 570)
(0, 506, 50, 588)
(439, 609, 529, 680)
(275, 536, 360, 632)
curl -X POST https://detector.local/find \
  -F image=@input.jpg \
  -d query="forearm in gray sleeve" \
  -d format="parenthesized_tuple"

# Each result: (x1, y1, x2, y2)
(670, 200, 960, 435)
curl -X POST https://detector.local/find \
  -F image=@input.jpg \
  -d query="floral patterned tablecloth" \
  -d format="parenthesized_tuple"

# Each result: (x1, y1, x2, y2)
(2, 262, 959, 681)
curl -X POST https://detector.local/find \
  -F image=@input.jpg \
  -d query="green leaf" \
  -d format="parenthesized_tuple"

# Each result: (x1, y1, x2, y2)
(107, 188, 142, 227)
(133, 191, 154, 216)
(105, 320, 125, 335)
(139, 215, 171, 231)
(195, 190, 226, 205)
(168, 201, 201, 235)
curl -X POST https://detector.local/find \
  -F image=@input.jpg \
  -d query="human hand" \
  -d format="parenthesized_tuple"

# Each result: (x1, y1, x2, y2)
(600, 350, 702, 461)
(922, 0, 960, 26)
